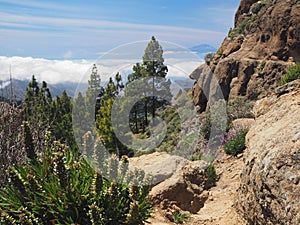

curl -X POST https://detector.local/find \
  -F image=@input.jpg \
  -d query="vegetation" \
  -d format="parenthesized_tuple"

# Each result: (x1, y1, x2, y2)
(0, 102, 24, 186)
(23, 76, 76, 149)
(227, 96, 254, 121)
(204, 52, 214, 65)
(250, 1, 271, 14)
(72, 36, 174, 158)
(281, 63, 300, 85)
(2, 35, 255, 224)
(228, 14, 257, 39)
(224, 130, 248, 156)
(172, 211, 189, 224)
(0, 130, 152, 224)
(1, 57, 158, 223)
(228, 1, 271, 39)
(206, 164, 218, 188)
(126, 36, 171, 135)
(216, 49, 223, 57)
(257, 60, 266, 74)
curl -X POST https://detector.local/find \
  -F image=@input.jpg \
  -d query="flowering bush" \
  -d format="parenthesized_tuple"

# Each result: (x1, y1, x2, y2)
(223, 130, 248, 156)
(0, 131, 152, 224)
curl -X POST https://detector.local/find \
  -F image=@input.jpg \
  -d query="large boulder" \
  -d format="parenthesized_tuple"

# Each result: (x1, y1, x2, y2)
(129, 152, 211, 214)
(150, 160, 209, 214)
(236, 87, 300, 224)
(129, 152, 190, 185)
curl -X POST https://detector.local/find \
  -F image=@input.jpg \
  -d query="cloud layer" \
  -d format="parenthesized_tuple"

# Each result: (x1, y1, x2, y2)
(0, 56, 92, 83)
(0, 55, 202, 85)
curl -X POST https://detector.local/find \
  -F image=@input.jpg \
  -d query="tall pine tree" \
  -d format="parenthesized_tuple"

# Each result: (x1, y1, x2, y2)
(126, 36, 172, 134)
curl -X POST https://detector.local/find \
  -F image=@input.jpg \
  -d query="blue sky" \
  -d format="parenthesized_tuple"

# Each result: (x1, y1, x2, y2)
(0, 0, 240, 60)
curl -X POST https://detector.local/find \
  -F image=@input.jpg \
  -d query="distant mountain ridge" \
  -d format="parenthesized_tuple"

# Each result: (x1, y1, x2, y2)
(0, 79, 88, 101)
(189, 44, 217, 54)
(189, 44, 217, 60)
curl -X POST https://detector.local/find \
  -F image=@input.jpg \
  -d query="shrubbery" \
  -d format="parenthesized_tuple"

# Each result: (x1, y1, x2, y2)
(0, 131, 152, 224)
(223, 130, 247, 156)
(206, 164, 217, 188)
(281, 63, 300, 85)
(227, 96, 254, 121)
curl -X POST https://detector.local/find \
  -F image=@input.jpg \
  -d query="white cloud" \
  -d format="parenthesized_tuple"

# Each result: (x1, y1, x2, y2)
(0, 80, 11, 89)
(0, 12, 224, 35)
(0, 56, 92, 83)
(0, 55, 202, 85)
(0, 42, 204, 84)
(166, 60, 203, 78)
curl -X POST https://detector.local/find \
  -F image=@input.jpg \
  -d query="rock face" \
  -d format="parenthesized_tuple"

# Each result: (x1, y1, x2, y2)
(191, 0, 300, 112)
(236, 86, 300, 224)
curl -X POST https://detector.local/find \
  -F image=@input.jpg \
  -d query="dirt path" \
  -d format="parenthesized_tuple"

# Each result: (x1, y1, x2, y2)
(149, 148, 248, 225)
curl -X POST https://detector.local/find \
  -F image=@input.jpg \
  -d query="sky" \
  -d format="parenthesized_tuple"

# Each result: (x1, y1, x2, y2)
(0, 0, 241, 84)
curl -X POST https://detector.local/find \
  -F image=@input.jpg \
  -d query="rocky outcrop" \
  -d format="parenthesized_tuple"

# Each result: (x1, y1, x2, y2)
(150, 160, 209, 214)
(129, 152, 211, 214)
(129, 152, 190, 185)
(236, 84, 300, 224)
(191, 0, 300, 112)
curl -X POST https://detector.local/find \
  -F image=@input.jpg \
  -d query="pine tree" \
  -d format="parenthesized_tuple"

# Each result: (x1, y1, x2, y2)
(73, 92, 87, 145)
(22, 76, 77, 150)
(86, 64, 104, 125)
(23, 75, 39, 121)
(22, 76, 53, 151)
(125, 36, 172, 134)
(142, 36, 168, 78)
(88, 64, 102, 92)
(52, 91, 76, 148)
(142, 36, 171, 119)
(114, 72, 124, 95)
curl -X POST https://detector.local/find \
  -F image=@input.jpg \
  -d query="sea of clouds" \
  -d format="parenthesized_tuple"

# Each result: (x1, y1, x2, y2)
(0, 42, 204, 85)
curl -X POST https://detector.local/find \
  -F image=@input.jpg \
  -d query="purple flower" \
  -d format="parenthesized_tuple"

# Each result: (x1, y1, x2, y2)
(220, 132, 228, 145)
(204, 145, 210, 154)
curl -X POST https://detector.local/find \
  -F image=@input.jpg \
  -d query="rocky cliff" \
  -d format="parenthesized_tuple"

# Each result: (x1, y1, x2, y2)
(191, 0, 300, 112)
(236, 80, 300, 224)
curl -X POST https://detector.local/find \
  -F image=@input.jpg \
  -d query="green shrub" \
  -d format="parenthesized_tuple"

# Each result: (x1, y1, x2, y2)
(281, 63, 300, 85)
(250, 1, 271, 14)
(0, 140, 152, 224)
(200, 111, 212, 141)
(257, 60, 266, 74)
(228, 15, 257, 39)
(190, 151, 203, 161)
(224, 130, 247, 156)
(216, 49, 223, 56)
(206, 164, 217, 189)
(173, 211, 189, 224)
(227, 96, 254, 121)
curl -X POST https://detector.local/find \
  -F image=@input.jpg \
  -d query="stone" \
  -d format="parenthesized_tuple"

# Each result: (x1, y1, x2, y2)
(149, 159, 209, 214)
(129, 152, 190, 185)
(191, 0, 300, 111)
(231, 118, 255, 131)
(236, 88, 300, 225)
